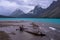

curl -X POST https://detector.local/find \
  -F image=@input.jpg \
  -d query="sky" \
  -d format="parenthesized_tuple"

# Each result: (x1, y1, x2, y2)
(0, 0, 57, 16)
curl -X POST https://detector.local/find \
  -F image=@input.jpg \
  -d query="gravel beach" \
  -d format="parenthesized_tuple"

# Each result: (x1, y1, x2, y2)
(0, 21, 60, 40)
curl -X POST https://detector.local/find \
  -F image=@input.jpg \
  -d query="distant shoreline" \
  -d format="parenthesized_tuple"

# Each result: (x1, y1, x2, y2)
(0, 21, 60, 27)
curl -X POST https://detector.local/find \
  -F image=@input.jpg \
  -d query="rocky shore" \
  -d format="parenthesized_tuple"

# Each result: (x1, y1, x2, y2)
(0, 21, 60, 40)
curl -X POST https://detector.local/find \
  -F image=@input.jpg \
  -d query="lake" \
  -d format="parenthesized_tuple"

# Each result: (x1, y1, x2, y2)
(0, 18, 60, 24)
(0, 18, 60, 40)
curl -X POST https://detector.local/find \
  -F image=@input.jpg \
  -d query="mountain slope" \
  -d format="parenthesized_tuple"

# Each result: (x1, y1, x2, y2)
(0, 15, 13, 18)
(39, 0, 60, 18)
(10, 9, 25, 17)
(9, 0, 60, 18)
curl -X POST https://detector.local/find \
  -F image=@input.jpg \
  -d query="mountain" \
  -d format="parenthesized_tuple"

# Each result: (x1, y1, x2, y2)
(38, 0, 60, 18)
(10, 9, 25, 17)
(9, 0, 60, 18)
(24, 6, 45, 18)
(40, 7, 60, 18)
(33, 6, 45, 15)
(0, 15, 13, 18)
(10, 9, 35, 18)
(32, 6, 45, 17)
(26, 1, 59, 18)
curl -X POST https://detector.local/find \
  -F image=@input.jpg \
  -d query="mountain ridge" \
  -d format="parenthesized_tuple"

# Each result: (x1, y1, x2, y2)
(2, 0, 60, 18)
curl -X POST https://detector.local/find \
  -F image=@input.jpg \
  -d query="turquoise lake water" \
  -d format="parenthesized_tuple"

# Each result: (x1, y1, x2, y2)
(0, 18, 60, 24)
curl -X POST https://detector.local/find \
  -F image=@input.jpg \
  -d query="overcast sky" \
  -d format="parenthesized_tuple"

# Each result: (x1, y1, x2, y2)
(0, 0, 57, 16)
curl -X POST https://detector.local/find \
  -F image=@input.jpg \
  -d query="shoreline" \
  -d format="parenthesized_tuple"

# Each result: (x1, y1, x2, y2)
(0, 20, 60, 30)
(0, 21, 60, 40)
(0, 20, 60, 26)
(0, 21, 60, 27)
(0, 21, 60, 31)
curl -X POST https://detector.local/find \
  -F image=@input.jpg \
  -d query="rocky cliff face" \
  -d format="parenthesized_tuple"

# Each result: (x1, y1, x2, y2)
(39, 0, 60, 18)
